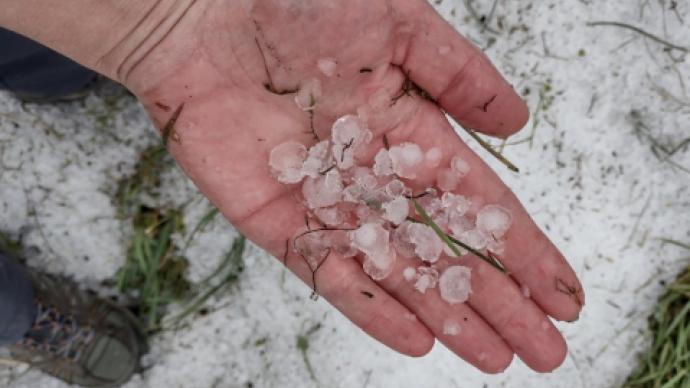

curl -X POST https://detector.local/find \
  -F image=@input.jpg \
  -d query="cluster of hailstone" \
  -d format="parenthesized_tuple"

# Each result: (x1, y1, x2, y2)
(269, 114, 512, 305)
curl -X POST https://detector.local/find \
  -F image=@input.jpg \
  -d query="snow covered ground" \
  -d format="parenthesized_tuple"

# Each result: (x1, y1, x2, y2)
(1, 0, 689, 387)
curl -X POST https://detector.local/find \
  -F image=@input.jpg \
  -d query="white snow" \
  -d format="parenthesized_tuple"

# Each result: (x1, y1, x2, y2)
(439, 266, 472, 305)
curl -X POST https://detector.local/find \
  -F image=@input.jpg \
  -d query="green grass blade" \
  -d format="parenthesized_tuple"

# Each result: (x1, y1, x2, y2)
(411, 199, 507, 273)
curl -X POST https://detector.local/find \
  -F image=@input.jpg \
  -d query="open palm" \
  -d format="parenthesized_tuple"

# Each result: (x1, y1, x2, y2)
(122, 0, 584, 373)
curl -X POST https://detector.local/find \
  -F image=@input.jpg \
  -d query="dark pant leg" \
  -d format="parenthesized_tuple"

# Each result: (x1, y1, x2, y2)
(0, 28, 97, 98)
(0, 253, 35, 346)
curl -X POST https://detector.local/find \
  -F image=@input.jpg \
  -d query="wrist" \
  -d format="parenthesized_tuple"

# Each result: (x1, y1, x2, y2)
(0, 0, 198, 88)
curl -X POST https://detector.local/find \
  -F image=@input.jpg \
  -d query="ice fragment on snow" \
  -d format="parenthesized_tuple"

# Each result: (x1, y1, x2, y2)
(403, 267, 417, 282)
(382, 196, 409, 225)
(327, 229, 358, 259)
(313, 206, 343, 227)
(456, 229, 489, 251)
(408, 223, 444, 263)
(331, 115, 372, 169)
(351, 224, 391, 263)
(269, 141, 308, 184)
(413, 267, 439, 294)
(293, 229, 330, 267)
(373, 149, 394, 177)
(443, 319, 461, 336)
(441, 192, 471, 216)
(487, 238, 506, 255)
(384, 179, 410, 198)
(476, 204, 513, 238)
(392, 221, 416, 259)
(294, 78, 321, 111)
(301, 140, 332, 178)
(388, 142, 424, 179)
(302, 170, 343, 209)
(363, 252, 396, 280)
(352, 223, 396, 279)
(317, 58, 337, 77)
(450, 156, 470, 177)
(436, 168, 460, 192)
(425, 147, 443, 168)
(439, 266, 472, 304)
(351, 166, 378, 190)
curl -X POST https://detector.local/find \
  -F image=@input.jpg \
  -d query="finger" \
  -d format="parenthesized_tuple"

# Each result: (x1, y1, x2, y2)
(460, 255, 567, 372)
(234, 192, 436, 357)
(383, 103, 584, 322)
(391, 0, 529, 138)
(373, 255, 515, 373)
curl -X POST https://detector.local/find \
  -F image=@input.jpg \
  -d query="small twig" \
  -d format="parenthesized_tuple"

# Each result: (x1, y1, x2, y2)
(463, 128, 520, 172)
(391, 67, 437, 105)
(254, 37, 298, 95)
(478, 94, 498, 112)
(310, 248, 331, 300)
(587, 21, 689, 52)
(308, 110, 319, 141)
(318, 164, 337, 175)
(404, 191, 432, 200)
(555, 278, 583, 307)
(481, 0, 500, 33)
(340, 138, 355, 162)
(291, 227, 355, 299)
(463, 0, 500, 34)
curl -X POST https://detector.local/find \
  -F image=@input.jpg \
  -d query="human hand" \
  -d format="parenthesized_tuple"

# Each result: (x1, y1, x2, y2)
(120, 0, 583, 373)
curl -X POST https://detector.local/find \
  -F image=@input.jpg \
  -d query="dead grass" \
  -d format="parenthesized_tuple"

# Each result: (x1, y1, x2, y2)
(114, 144, 246, 332)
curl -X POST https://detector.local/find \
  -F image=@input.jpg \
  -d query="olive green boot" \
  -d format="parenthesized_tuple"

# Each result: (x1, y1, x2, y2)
(9, 272, 146, 387)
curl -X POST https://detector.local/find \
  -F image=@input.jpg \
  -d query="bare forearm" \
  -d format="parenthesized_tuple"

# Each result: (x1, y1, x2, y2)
(0, 0, 194, 84)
